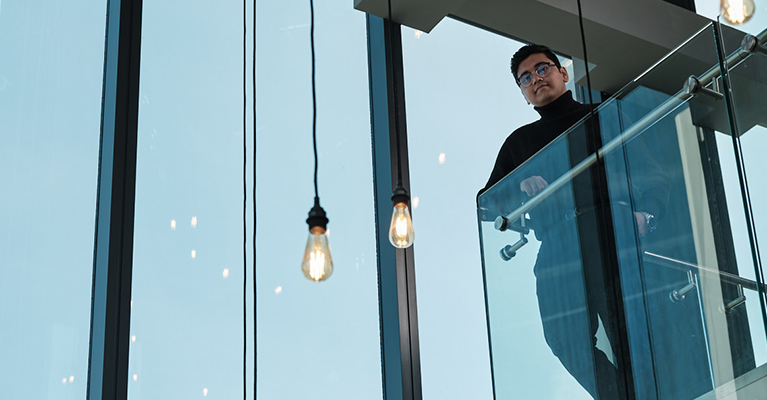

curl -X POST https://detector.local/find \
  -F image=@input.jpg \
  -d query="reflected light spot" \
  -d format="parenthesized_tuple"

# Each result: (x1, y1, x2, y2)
(131, 335, 136, 343)
(223, 268, 229, 278)
(61, 378, 67, 385)
(414, 30, 424, 39)
(69, 376, 74, 383)
(191, 250, 196, 259)
(412, 197, 420, 209)
(133, 374, 138, 381)
(562, 59, 573, 68)
(191, 216, 197, 228)
(203, 388, 209, 396)
(438, 153, 446, 164)
(170, 219, 176, 230)
(130, 300, 133, 308)
(275, 286, 282, 295)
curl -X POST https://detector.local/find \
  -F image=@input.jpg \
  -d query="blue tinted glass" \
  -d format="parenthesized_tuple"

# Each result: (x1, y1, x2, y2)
(0, 0, 107, 398)
(127, 1, 381, 398)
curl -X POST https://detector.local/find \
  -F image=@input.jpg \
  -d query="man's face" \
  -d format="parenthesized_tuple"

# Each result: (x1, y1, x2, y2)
(516, 53, 569, 107)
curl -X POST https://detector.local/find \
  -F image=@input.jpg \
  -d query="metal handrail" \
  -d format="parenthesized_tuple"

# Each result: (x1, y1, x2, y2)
(644, 251, 767, 293)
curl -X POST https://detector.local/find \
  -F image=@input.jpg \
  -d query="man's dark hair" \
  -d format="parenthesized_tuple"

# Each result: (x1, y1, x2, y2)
(510, 44, 561, 83)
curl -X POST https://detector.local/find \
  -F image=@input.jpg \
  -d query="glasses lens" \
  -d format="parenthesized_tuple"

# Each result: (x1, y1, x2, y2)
(518, 72, 533, 87)
(535, 63, 551, 78)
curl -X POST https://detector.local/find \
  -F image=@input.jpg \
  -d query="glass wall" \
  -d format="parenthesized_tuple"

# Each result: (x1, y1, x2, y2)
(253, 1, 381, 398)
(128, 0, 381, 398)
(0, 0, 107, 398)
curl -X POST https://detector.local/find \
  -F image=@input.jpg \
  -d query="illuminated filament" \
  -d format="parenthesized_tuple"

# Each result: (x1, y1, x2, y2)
(309, 250, 325, 281)
(395, 215, 408, 237)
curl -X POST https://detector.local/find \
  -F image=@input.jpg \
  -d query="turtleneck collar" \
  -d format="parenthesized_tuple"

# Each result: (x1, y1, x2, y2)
(533, 90, 580, 120)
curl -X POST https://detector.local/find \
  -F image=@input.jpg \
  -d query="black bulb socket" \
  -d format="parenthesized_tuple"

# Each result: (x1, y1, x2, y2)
(391, 185, 410, 207)
(306, 197, 328, 232)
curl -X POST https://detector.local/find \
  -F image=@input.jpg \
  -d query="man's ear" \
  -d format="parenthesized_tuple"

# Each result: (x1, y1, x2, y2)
(561, 66, 569, 83)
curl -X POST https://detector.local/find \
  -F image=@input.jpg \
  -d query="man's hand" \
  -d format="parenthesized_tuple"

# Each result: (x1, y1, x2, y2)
(520, 176, 549, 197)
(635, 212, 647, 237)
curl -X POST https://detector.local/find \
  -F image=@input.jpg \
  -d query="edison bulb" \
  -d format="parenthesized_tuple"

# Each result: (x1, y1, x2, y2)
(389, 202, 415, 248)
(301, 227, 333, 282)
(721, 0, 755, 24)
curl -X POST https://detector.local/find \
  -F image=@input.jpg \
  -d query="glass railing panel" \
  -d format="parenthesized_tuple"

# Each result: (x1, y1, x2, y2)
(479, 22, 767, 399)
(478, 94, 632, 399)
(603, 23, 767, 398)
(718, 24, 767, 338)
(597, 24, 723, 400)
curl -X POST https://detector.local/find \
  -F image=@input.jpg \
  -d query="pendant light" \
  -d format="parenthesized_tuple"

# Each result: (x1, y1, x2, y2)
(721, 0, 755, 25)
(301, 0, 333, 282)
(386, 0, 415, 249)
(302, 198, 332, 282)
(390, 187, 415, 248)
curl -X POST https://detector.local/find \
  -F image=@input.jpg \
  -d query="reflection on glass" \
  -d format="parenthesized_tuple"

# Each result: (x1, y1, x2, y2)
(477, 23, 767, 399)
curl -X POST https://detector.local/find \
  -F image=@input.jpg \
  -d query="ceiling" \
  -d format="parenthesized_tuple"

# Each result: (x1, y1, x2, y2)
(354, 0, 717, 94)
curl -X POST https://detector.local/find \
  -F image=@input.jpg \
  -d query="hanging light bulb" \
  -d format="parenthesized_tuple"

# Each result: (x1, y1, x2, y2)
(300, 0, 333, 282)
(721, 0, 755, 25)
(389, 187, 415, 248)
(302, 198, 333, 282)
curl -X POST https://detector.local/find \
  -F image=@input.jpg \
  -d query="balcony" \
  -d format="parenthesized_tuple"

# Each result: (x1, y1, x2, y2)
(477, 22, 767, 399)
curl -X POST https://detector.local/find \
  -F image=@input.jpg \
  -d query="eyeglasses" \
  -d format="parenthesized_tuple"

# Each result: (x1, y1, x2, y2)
(517, 62, 557, 87)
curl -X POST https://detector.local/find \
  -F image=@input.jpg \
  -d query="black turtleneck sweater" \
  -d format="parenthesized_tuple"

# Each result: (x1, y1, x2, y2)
(482, 91, 592, 192)
(479, 91, 669, 228)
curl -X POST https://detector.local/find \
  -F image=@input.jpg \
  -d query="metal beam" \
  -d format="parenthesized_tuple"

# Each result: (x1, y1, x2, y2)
(87, 0, 143, 399)
(366, 14, 423, 400)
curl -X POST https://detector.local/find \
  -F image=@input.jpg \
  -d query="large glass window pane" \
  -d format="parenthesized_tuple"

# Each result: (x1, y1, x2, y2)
(128, 1, 381, 398)
(254, 2, 381, 397)
(0, 1, 107, 398)
(402, 18, 581, 399)
(400, 19, 579, 399)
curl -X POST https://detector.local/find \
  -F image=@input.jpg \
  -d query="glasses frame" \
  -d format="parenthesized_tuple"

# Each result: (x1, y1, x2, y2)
(517, 61, 558, 87)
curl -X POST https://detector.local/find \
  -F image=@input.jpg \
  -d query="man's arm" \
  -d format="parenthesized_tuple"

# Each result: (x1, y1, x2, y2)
(477, 136, 528, 221)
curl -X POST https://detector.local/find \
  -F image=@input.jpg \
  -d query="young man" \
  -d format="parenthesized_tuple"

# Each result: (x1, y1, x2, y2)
(479, 44, 669, 399)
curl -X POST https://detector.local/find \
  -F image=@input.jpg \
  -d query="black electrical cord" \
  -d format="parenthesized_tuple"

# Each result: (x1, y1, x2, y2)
(387, 0, 404, 188)
(252, 0, 258, 397)
(575, 0, 594, 108)
(242, 0, 247, 397)
(310, 0, 319, 200)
